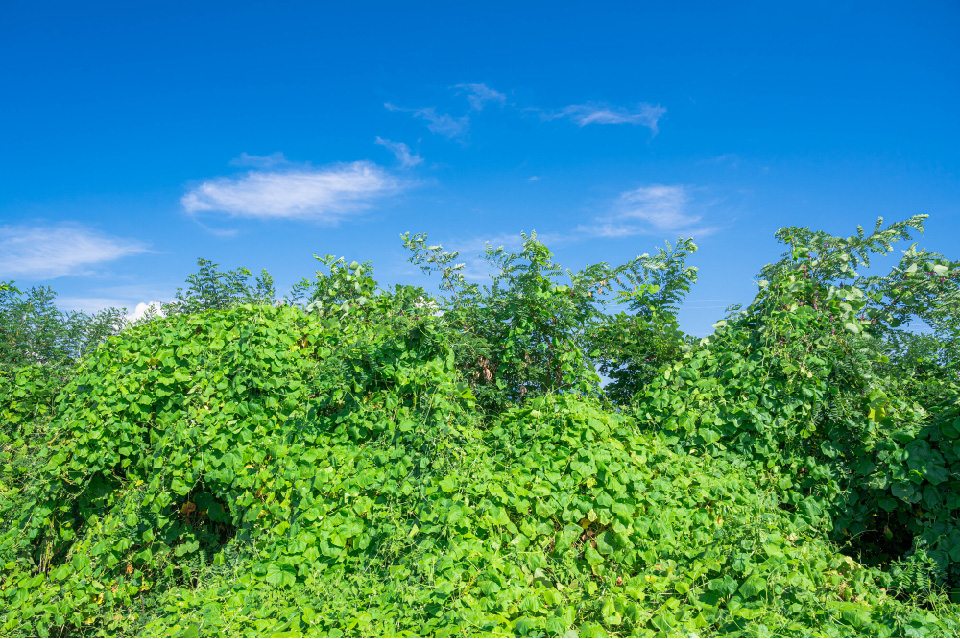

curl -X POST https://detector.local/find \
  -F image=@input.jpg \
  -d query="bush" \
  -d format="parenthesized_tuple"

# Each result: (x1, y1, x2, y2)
(1, 217, 959, 636)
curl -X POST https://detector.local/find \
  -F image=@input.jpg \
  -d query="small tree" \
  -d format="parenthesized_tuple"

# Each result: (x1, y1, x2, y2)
(169, 258, 276, 315)
(0, 281, 125, 371)
(405, 232, 604, 411)
(403, 232, 698, 412)
(588, 238, 699, 405)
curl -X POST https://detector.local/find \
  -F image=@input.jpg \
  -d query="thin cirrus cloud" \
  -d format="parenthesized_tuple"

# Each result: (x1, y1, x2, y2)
(181, 160, 402, 223)
(384, 83, 504, 139)
(554, 103, 666, 134)
(228, 152, 291, 168)
(384, 102, 469, 139)
(386, 84, 663, 141)
(454, 83, 507, 110)
(0, 224, 148, 279)
(374, 136, 423, 168)
(582, 184, 719, 239)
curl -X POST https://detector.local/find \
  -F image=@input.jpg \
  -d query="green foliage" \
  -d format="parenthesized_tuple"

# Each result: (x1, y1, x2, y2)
(589, 239, 699, 405)
(0, 281, 126, 370)
(169, 258, 276, 315)
(889, 540, 948, 602)
(1, 294, 474, 636)
(138, 394, 959, 637)
(590, 313, 687, 407)
(1, 217, 959, 637)
(404, 231, 604, 412)
(614, 237, 700, 319)
(403, 232, 697, 412)
(637, 215, 960, 600)
(285, 254, 377, 317)
(879, 330, 958, 409)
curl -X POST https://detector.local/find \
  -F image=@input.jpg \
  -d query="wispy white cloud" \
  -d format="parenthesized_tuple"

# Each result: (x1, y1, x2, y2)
(189, 220, 240, 238)
(699, 153, 741, 169)
(229, 152, 291, 168)
(384, 87, 665, 141)
(616, 185, 699, 230)
(414, 108, 469, 139)
(374, 136, 423, 167)
(581, 185, 719, 238)
(455, 83, 507, 110)
(181, 160, 401, 222)
(385, 102, 469, 139)
(553, 102, 666, 133)
(0, 225, 148, 279)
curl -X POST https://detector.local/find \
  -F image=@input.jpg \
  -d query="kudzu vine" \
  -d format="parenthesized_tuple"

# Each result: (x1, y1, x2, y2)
(0, 216, 958, 637)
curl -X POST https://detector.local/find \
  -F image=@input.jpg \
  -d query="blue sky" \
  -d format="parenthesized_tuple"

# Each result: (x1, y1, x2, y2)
(2, 0, 958, 335)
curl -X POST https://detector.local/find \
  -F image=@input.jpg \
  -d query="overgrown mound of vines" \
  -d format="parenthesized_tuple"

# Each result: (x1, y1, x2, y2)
(1, 294, 476, 635)
(636, 221, 960, 601)
(1, 298, 956, 636)
(2, 216, 959, 637)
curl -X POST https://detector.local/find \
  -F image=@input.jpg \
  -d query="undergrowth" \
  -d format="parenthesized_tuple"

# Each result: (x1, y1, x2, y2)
(2, 216, 959, 636)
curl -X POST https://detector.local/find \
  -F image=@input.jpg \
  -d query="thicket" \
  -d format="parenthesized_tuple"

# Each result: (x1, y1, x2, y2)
(1, 216, 959, 637)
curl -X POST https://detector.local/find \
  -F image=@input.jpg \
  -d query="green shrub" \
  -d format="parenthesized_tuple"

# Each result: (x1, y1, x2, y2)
(2, 217, 959, 636)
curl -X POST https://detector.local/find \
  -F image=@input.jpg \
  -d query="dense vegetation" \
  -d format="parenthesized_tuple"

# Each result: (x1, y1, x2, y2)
(2, 215, 959, 636)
